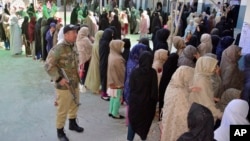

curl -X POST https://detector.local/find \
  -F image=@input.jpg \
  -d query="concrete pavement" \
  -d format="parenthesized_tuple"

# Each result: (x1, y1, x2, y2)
(0, 34, 160, 141)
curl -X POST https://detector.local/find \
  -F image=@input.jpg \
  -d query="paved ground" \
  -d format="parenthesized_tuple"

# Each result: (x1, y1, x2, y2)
(0, 33, 161, 141)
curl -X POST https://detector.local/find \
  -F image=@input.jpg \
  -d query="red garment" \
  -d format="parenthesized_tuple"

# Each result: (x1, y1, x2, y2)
(28, 17, 36, 42)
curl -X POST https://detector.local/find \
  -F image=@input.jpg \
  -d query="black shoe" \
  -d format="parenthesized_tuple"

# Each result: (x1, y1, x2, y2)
(69, 118, 84, 132)
(101, 96, 110, 101)
(108, 113, 112, 117)
(111, 115, 125, 119)
(57, 128, 69, 141)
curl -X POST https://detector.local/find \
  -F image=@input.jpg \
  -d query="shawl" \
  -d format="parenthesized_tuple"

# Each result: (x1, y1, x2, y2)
(129, 51, 158, 140)
(177, 102, 214, 141)
(188, 56, 222, 120)
(76, 27, 93, 65)
(216, 88, 241, 112)
(107, 40, 125, 88)
(197, 33, 213, 56)
(178, 45, 198, 68)
(173, 36, 186, 56)
(84, 31, 104, 93)
(161, 66, 194, 141)
(214, 99, 250, 141)
(152, 49, 168, 86)
(124, 43, 148, 103)
(220, 45, 243, 91)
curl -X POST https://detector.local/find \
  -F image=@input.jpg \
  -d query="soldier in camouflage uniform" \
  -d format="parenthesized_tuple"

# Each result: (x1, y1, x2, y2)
(44, 24, 83, 141)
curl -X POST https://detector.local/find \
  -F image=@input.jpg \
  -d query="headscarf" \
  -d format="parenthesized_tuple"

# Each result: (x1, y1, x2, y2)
(173, 36, 185, 56)
(198, 33, 213, 56)
(216, 88, 241, 112)
(139, 37, 152, 52)
(107, 40, 125, 87)
(76, 27, 93, 65)
(152, 49, 168, 72)
(220, 45, 243, 91)
(122, 38, 131, 62)
(177, 102, 214, 141)
(214, 99, 250, 141)
(178, 45, 198, 68)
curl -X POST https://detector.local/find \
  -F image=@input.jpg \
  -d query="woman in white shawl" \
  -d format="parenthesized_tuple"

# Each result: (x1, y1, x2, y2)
(188, 56, 222, 121)
(214, 99, 250, 141)
(161, 66, 195, 141)
(76, 27, 93, 84)
(84, 31, 104, 94)
(9, 12, 22, 55)
(197, 33, 213, 56)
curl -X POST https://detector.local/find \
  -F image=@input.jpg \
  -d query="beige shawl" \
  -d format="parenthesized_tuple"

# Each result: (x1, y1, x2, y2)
(188, 56, 222, 121)
(107, 40, 125, 88)
(220, 45, 243, 91)
(152, 49, 168, 86)
(76, 27, 93, 65)
(84, 31, 104, 93)
(197, 33, 213, 56)
(173, 36, 186, 56)
(161, 66, 194, 141)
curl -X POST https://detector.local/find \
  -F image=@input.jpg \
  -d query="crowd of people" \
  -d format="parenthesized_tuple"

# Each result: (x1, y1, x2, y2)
(1, 0, 250, 141)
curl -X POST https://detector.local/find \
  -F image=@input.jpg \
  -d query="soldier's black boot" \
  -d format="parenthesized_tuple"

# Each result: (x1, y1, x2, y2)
(57, 128, 69, 141)
(69, 118, 84, 132)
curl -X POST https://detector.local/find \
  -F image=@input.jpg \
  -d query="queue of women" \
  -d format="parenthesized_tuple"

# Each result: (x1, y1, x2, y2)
(1, 1, 250, 141)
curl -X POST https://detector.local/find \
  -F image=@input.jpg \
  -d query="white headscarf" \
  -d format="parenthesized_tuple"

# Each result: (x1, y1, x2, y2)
(214, 99, 250, 141)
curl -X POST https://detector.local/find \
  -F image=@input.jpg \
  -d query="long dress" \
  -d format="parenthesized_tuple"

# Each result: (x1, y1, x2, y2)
(161, 66, 194, 141)
(129, 51, 158, 140)
(9, 14, 22, 55)
(84, 31, 104, 94)
(99, 28, 113, 95)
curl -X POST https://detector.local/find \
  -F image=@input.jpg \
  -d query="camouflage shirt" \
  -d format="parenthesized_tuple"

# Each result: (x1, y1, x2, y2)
(44, 40, 80, 90)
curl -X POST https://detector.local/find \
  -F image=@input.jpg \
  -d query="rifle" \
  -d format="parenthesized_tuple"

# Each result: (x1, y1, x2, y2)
(60, 68, 81, 106)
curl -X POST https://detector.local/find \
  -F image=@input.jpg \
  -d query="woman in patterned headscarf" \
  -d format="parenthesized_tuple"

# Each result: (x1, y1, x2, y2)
(178, 45, 200, 68)
(161, 66, 195, 141)
(188, 56, 222, 121)
(197, 33, 213, 56)
(220, 44, 243, 92)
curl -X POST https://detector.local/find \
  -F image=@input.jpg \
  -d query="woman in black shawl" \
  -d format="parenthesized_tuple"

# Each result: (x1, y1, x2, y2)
(110, 15, 121, 39)
(153, 28, 170, 53)
(158, 53, 179, 120)
(99, 12, 109, 31)
(122, 38, 131, 62)
(177, 102, 214, 141)
(128, 51, 158, 141)
(139, 37, 152, 52)
(99, 28, 114, 101)
(21, 16, 31, 56)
